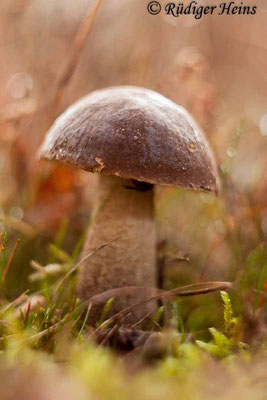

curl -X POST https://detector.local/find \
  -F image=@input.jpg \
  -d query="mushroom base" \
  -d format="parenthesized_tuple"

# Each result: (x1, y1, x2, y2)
(77, 175, 157, 324)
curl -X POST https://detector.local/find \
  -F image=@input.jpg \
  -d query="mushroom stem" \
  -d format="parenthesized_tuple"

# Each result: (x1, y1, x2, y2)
(77, 175, 157, 323)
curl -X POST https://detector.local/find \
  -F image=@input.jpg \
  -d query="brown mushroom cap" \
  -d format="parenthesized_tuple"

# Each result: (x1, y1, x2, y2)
(39, 86, 219, 193)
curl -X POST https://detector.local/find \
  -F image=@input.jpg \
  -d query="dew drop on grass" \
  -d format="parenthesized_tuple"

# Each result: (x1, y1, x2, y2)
(227, 147, 237, 158)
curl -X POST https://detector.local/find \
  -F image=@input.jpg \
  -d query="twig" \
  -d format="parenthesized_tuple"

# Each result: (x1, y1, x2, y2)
(88, 281, 233, 336)
(99, 323, 120, 346)
(1, 239, 20, 282)
(31, 0, 103, 204)
(50, 0, 103, 121)
(131, 311, 154, 329)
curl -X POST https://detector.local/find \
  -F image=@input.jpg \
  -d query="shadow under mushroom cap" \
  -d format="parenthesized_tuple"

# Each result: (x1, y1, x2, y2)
(39, 86, 219, 194)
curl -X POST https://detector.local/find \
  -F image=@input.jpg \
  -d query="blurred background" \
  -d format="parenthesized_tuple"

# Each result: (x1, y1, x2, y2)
(0, 0, 266, 334)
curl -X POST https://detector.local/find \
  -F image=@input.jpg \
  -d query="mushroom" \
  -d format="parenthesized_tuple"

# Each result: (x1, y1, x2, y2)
(38, 86, 219, 323)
